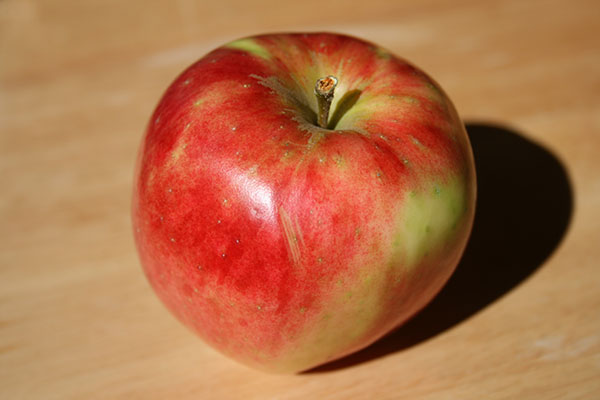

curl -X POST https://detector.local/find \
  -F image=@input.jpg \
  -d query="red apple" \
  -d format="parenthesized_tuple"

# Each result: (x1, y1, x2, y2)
(132, 33, 476, 373)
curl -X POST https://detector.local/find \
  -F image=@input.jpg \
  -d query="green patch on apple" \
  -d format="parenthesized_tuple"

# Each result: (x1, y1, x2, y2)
(225, 38, 272, 60)
(393, 175, 469, 268)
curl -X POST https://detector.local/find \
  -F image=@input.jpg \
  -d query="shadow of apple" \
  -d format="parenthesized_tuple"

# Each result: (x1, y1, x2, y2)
(307, 122, 574, 373)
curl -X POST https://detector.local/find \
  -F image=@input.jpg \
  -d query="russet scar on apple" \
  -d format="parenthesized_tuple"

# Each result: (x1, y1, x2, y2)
(132, 33, 476, 373)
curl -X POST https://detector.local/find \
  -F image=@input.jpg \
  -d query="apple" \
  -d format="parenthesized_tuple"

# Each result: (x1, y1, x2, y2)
(132, 32, 476, 373)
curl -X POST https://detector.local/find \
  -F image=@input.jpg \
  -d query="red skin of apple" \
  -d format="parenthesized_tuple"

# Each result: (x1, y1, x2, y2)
(132, 33, 476, 373)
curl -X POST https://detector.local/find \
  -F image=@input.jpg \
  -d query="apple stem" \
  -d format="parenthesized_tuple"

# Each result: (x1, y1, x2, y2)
(314, 76, 338, 129)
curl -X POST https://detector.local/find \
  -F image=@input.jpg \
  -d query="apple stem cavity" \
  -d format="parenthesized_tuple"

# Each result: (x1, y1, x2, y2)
(314, 75, 338, 129)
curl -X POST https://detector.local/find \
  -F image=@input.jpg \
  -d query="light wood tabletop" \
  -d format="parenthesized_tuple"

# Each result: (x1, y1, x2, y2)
(2, 0, 599, 398)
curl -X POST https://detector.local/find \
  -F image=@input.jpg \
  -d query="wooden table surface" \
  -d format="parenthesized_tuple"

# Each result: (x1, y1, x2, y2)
(2, 0, 599, 398)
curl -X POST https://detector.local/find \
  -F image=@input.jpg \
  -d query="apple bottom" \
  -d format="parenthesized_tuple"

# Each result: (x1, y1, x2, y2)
(144, 239, 464, 373)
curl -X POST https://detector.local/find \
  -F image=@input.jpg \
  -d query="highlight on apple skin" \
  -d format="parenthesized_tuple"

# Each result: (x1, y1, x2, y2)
(132, 32, 476, 373)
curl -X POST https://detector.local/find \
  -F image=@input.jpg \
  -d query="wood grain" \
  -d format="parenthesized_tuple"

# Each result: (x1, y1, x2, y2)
(1, 0, 599, 398)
